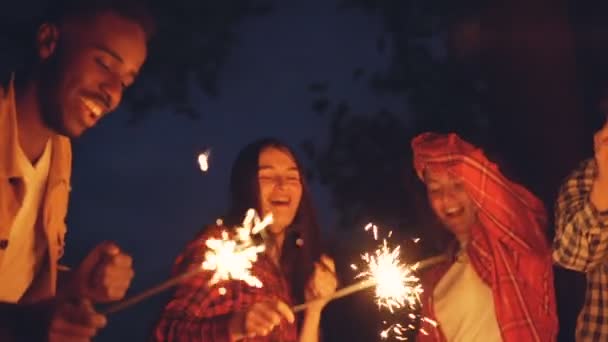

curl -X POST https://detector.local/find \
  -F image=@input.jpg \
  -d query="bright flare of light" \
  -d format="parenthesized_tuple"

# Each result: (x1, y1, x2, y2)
(202, 209, 272, 288)
(353, 223, 426, 340)
(198, 149, 211, 172)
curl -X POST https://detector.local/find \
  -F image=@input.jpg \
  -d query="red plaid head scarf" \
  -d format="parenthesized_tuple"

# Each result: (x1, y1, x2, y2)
(411, 131, 548, 247)
(413, 132, 483, 181)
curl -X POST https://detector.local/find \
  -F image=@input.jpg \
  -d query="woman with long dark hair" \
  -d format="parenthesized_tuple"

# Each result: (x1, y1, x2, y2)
(152, 138, 337, 341)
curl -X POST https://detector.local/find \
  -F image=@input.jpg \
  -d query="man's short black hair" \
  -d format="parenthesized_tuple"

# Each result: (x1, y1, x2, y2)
(44, 0, 156, 41)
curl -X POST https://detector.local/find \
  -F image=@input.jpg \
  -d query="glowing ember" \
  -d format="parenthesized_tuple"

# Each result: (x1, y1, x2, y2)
(198, 149, 211, 172)
(353, 223, 425, 340)
(202, 209, 272, 288)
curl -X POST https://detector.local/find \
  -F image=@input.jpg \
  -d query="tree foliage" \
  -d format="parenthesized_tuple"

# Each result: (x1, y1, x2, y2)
(303, 0, 484, 232)
(125, 0, 274, 122)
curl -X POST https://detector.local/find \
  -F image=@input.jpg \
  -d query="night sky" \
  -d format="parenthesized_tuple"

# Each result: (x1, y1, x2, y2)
(63, 2, 407, 340)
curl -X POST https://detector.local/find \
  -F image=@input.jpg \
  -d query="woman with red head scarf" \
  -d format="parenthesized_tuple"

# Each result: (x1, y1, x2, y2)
(412, 132, 557, 342)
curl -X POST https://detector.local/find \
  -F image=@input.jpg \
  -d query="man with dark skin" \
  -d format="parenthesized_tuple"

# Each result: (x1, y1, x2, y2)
(0, 1, 154, 340)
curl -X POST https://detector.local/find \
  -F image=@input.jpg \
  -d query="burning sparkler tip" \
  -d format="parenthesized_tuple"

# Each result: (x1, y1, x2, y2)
(197, 149, 211, 172)
(356, 223, 425, 340)
(201, 209, 272, 291)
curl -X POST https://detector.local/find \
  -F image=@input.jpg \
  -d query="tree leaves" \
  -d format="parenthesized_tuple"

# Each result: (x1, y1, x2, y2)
(304, 0, 484, 233)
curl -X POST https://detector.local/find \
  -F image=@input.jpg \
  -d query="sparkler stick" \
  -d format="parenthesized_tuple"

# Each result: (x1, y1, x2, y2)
(102, 209, 272, 315)
(292, 254, 447, 313)
(102, 267, 207, 315)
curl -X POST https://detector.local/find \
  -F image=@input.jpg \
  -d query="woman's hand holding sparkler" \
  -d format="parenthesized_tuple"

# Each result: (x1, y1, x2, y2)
(228, 299, 295, 340)
(291, 223, 448, 340)
(304, 254, 338, 314)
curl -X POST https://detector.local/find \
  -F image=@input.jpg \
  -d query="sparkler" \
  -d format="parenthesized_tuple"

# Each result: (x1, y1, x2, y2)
(292, 223, 446, 340)
(198, 149, 211, 172)
(202, 209, 272, 288)
(102, 209, 272, 315)
(355, 224, 421, 314)
(355, 224, 432, 340)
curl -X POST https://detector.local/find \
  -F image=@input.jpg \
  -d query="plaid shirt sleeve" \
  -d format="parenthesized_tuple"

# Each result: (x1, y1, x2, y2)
(459, 154, 549, 254)
(553, 158, 608, 272)
(152, 227, 243, 342)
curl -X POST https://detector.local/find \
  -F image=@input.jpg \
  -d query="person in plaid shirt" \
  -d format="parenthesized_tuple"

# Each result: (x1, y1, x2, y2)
(152, 138, 337, 341)
(412, 132, 558, 342)
(553, 120, 608, 341)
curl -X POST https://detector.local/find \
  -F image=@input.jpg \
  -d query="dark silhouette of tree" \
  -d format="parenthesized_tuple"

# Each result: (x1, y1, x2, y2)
(303, 0, 485, 234)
